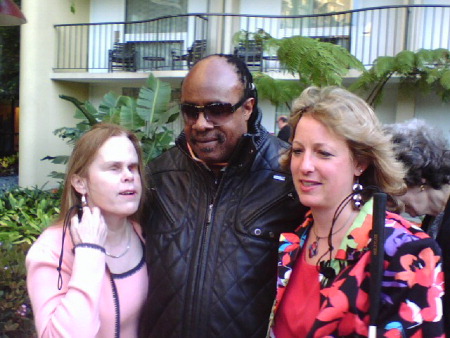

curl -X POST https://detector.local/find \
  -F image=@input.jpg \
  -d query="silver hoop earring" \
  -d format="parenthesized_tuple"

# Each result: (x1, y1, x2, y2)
(352, 178, 363, 210)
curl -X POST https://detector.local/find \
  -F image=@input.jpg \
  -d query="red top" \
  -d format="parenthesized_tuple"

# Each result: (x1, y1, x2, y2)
(273, 248, 320, 337)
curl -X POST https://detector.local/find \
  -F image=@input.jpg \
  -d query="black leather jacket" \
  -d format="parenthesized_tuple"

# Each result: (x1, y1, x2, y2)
(139, 112, 306, 338)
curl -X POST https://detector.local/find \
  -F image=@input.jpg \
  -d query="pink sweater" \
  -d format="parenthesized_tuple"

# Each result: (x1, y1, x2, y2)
(26, 222, 148, 337)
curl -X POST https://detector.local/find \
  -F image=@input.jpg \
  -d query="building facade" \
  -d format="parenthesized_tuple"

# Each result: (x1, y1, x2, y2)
(19, 0, 450, 187)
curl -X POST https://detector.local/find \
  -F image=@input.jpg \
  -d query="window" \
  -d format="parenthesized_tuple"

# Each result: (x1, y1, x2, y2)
(127, 0, 187, 21)
(281, 0, 352, 16)
(281, 0, 352, 28)
(126, 0, 188, 33)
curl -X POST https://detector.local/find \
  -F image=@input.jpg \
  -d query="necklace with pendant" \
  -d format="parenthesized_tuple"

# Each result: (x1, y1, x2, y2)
(308, 212, 354, 259)
(308, 229, 326, 258)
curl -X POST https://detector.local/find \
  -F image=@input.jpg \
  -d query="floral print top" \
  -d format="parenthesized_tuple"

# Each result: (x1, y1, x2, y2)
(270, 199, 445, 337)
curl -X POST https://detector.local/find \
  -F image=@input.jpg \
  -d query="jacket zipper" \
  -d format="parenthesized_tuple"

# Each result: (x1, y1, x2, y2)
(190, 172, 223, 335)
(206, 203, 213, 223)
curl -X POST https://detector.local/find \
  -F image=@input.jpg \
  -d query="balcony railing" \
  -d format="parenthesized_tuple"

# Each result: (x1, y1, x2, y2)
(54, 5, 450, 73)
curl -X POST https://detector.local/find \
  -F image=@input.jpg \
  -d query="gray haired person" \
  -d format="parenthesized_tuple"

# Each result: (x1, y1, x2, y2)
(385, 118, 450, 335)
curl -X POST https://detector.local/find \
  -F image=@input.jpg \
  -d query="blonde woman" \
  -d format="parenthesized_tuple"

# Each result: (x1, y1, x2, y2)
(270, 87, 444, 337)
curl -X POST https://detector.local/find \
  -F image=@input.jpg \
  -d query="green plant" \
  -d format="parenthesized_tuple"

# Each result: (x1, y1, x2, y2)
(0, 241, 35, 338)
(238, 32, 364, 110)
(0, 153, 18, 176)
(277, 36, 364, 87)
(0, 186, 61, 244)
(253, 73, 304, 108)
(42, 73, 179, 179)
(350, 48, 450, 107)
(233, 28, 275, 50)
(0, 154, 19, 176)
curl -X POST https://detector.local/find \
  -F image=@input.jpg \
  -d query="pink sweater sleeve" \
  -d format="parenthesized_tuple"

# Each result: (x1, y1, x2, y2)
(26, 227, 106, 337)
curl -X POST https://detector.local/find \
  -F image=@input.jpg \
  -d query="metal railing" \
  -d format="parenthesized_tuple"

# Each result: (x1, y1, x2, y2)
(53, 5, 450, 72)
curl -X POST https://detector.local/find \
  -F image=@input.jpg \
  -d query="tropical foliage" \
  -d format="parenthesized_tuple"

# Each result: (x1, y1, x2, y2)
(0, 184, 61, 336)
(43, 73, 179, 179)
(277, 36, 364, 86)
(243, 32, 365, 109)
(350, 48, 450, 106)
(0, 185, 61, 244)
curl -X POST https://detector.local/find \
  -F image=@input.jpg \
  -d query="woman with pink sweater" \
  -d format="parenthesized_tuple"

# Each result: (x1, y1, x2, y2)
(26, 123, 148, 337)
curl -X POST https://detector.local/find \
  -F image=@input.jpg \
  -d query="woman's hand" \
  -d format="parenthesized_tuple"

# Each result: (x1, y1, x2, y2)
(70, 206, 108, 247)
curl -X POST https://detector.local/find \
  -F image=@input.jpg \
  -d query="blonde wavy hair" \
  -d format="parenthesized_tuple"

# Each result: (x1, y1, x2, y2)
(280, 86, 406, 207)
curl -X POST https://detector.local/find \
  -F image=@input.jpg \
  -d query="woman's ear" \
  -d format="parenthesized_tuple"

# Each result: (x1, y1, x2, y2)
(354, 161, 369, 177)
(71, 174, 87, 195)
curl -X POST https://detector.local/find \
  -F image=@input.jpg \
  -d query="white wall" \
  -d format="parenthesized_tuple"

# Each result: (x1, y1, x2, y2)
(416, 92, 450, 138)
(191, 0, 207, 12)
(89, 83, 130, 108)
(91, 0, 124, 23)
(20, 0, 91, 188)
(240, 0, 281, 15)
(258, 100, 277, 133)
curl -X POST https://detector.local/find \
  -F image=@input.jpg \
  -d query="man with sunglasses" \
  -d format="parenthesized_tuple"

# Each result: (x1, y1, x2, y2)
(139, 54, 306, 338)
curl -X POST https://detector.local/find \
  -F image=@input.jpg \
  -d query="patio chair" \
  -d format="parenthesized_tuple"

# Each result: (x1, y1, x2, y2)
(108, 42, 137, 72)
(234, 40, 263, 71)
(171, 39, 207, 70)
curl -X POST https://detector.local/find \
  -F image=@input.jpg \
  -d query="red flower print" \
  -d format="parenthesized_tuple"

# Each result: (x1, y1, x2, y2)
(349, 215, 372, 250)
(396, 247, 440, 288)
(421, 281, 444, 322)
(313, 323, 339, 338)
(339, 312, 368, 336)
(384, 328, 403, 338)
(399, 299, 420, 323)
(349, 252, 371, 287)
(317, 288, 348, 322)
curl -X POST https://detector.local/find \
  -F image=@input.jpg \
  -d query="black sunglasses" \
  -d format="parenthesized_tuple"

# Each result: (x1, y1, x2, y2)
(180, 96, 248, 126)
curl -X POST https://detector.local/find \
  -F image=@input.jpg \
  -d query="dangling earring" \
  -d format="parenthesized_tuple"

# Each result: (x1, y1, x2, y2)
(81, 194, 88, 207)
(419, 184, 426, 192)
(352, 177, 363, 210)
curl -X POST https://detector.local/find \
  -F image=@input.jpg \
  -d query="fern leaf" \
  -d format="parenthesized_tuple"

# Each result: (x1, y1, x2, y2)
(254, 73, 304, 107)
(425, 68, 441, 84)
(277, 36, 363, 87)
(440, 69, 450, 90)
(373, 56, 395, 77)
(395, 50, 416, 74)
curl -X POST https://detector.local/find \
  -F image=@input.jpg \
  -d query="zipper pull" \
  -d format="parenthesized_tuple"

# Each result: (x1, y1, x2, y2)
(207, 204, 213, 224)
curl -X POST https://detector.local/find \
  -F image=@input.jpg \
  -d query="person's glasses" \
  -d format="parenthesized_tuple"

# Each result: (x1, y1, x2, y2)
(181, 96, 248, 126)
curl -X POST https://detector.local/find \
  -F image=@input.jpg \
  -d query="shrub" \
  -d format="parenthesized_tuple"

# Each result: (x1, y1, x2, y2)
(0, 154, 18, 177)
(0, 186, 61, 244)
(0, 185, 61, 337)
(0, 242, 36, 337)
